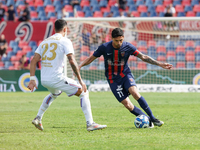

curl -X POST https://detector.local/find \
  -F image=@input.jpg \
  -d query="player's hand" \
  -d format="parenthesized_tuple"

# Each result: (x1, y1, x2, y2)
(160, 63, 173, 70)
(79, 80, 87, 92)
(27, 80, 38, 92)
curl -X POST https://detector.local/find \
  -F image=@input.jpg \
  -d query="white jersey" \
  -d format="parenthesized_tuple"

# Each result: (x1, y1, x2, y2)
(35, 33, 74, 81)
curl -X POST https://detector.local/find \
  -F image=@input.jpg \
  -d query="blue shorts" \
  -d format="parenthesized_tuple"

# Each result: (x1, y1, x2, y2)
(108, 73, 136, 102)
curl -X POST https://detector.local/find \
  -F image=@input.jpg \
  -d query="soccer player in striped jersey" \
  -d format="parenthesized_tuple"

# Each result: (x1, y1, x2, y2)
(27, 19, 106, 131)
(79, 28, 173, 128)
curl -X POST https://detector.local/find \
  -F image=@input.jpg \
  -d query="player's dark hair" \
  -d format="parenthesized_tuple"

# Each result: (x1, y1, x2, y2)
(54, 19, 67, 32)
(111, 28, 124, 38)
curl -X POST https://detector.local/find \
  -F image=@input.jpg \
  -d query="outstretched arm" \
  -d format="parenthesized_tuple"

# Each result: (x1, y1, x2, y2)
(67, 53, 87, 92)
(136, 52, 173, 70)
(79, 55, 97, 69)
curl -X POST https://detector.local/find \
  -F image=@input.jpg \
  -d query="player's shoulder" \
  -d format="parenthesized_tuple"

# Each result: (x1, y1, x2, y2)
(123, 41, 137, 50)
(101, 41, 112, 48)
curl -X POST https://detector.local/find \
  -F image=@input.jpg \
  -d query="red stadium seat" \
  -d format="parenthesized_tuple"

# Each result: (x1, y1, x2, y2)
(10, 55, 21, 61)
(175, 5, 184, 12)
(186, 11, 195, 17)
(26, 0, 34, 5)
(195, 46, 200, 53)
(131, 11, 140, 17)
(34, 0, 43, 6)
(147, 40, 156, 47)
(137, 5, 147, 13)
(30, 11, 38, 18)
(22, 46, 32, 52)
(16, 50, 25, 57)
(45, 5, 55, 13)
(157, 55, 166, 61)
(185, 40, 194, 47)
(176, 46, 185, 53)
(101, 7, 110, 13)
(130, 41, 137, 47)
(193, 5, 200, 13)
(64, 5, 73, 12)
(13, 61, 20, 68)
(157, 46, 166, 53)
(129, 55, 137, 61)
(108, 0, 117, 7)
(196, 62, 200, 69)
(80, 0, 90, 7)
(6, 46, 12, 53)
(137, 62, 147, 70)
(81, 45, 90, 53)
(0, 61, 4, 67)
(156, 5, 165, 13)
(17, 5, 26, 13)
(176, 62, 185, 69)
(167, 51, 176, 57)
(182, 0, 191, 6)
(93, 11, 103, 17)
(2, 5, 8, 12)
(163, 0, 172, 7)
(185, 51, 195, 62)
(138, 46, 147, 54)
(76, 11, 85, 17)
(18, 41, 28, 48)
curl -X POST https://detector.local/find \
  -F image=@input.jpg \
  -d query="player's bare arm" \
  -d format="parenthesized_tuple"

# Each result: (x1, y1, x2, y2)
(27, 53, 41, 92)
(67, 53, 87, 92)
(79, 55, 97, 69)
(136, 52, 173, 70)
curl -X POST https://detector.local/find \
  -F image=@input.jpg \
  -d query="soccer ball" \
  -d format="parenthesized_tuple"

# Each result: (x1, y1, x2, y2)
(134, 115, 149, 128)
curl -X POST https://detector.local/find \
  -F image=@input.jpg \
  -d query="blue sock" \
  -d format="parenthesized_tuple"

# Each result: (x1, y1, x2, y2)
(137, 96, 156, 120)
(130, 106, 150, 120)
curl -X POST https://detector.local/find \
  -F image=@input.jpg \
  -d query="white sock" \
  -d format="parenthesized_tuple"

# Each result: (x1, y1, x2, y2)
(79, 90, 93, 126)
(37, 93, 57, 120)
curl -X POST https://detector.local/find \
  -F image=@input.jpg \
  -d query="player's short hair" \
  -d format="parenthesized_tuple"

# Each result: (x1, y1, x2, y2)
(54, 19, 67, 32)
(111, 28, 124, 38)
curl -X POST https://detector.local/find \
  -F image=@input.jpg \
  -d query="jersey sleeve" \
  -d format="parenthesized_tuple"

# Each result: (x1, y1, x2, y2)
(63, 39, 74, 55)
(129, 43, 140, 56)
(93, 45, 104, 57)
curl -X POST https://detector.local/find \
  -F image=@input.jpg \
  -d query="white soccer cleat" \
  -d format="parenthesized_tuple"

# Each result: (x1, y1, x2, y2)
(152, 119, 164, 127)
(148, 120, 154, 128)
(32, 117, 44, 131)
(87, 122, 107, 131)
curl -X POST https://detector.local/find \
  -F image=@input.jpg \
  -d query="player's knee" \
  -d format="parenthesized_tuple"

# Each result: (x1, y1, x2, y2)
(122, 101, 133, 111)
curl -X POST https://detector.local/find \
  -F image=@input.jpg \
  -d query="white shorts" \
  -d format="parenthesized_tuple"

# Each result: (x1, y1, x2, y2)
(41, 77, 82, 97)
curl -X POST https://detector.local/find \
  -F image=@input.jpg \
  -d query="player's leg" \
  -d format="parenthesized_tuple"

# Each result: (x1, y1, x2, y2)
(61, 77, 106, 131)
(32, 89, 61, 131)
(128, 86, 164, 127)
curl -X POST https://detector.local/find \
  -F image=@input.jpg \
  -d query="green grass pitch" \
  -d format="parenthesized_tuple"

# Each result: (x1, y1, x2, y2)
(0, 91, 200, 150)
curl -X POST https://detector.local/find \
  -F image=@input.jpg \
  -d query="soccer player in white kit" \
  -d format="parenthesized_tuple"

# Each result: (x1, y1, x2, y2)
(27, 19, 107, 131)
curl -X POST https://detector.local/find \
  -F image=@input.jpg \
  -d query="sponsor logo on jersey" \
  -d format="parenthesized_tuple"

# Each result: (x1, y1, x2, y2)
(121, 51, 125, 57)
(18, 73, 38, 92)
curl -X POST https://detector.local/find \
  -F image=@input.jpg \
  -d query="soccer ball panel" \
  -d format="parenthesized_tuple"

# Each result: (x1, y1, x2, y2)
(134, 115, 149, 128)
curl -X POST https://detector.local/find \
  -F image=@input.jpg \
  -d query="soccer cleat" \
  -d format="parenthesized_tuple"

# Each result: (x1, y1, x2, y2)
(32, 117, 43, 131)
(152, 118, 164, 127)
(87, 122, 107, 131)
(148, 120, 154, 128)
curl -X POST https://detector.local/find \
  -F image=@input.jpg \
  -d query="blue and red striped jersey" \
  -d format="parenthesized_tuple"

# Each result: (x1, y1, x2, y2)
(93, 41, 139, 83)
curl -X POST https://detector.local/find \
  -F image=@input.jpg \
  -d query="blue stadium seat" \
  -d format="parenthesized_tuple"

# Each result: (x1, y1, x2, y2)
(44, 0, 52, 6)
(195, 41, 200, 46)
(38, 11, 46, 18)
(173, 0, 181, 6)
(195, 52, 200, 61)
(103, 12, 110, 17)
(147, 46, 157, 59)
(9, 40, 18, 49)
(4, 61, 13, 69)
(85, 10, 93, 17)
(29, 41, 37, 47)
(186, 47, 194, 52)
(129, 5, 137, 12)
(31, 18, 39, 21)
(159, 12, 165, 17)
(186, 62, 195, 69)
(176, 41, 185, 46)
(191, 0, 199, 7)
(176, 52, 185, 61)
(29, 6, 36, 11)
(55, 5, 63, 12)
(184, 5, 193, 12)
(13, 46, 21, 54)
(15, 0, 24, 7)
(83, 6, 91, 13)
(166, 41, 176, 51)
(92, 5, 100, 13)
(154, 0, 163, 6)
(136, 0, 144, 7)
(90, 0, 98, 7)
(2, 56, 10, 62)
(47, 12, 56, 19)
(74, 5, 82, 11)
(177, 12, 185, 17)
(196, 12, 200, 17)
(68, 12, 74, 17)
(150, 11, 157, 17)
(99, 0, 107, 7)
(32, 46, 37, 52)
(113, 11, 120, 17)
(138, 40, 147, 47)
(145, 0, 153, 6)
(110, 6, 118, 13)
(37, 6, 45, 13)
(40, 16, 48, 21)
(157, 40, 165, 46)
(26, 51, 35, 59)
(63, 0, 70, 5)
(6, 0, 15, 6)
(140, 12, 148, 17)
(7, 51, 15, 60)
(127, 0, 134, 5)
(148, 5, 155, 12)
(53, 0, 62, 7)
